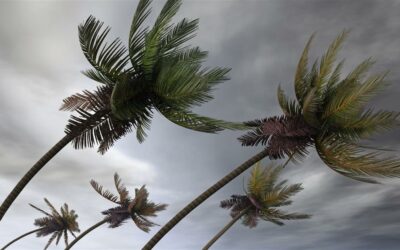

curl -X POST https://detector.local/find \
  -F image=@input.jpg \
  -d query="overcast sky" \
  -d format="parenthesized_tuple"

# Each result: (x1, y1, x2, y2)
(1, 0, 400, 249)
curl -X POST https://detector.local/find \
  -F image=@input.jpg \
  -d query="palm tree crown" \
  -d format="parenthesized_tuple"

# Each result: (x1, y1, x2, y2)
(221, 163, 310, 228)
(29, 199, 79, 249)
(240, 31, 400, 183)
(0, 0, 246, 221)
(62, 0, 247, 153)
(91, 173, 167, 232)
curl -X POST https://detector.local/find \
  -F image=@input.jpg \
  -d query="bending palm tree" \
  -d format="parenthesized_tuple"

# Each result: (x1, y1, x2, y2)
(65, 173, 166, 249)
(0, 0, 246, 221)
(1, 198, 79, 250)
(203, 163, 310, 249)
(142, 31, 400, 249)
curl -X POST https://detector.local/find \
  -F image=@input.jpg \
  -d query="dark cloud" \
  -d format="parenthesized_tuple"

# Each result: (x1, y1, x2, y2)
(1, 0, 400, 250)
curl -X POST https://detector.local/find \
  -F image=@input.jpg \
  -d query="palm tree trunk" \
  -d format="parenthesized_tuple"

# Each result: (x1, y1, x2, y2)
(0, 135, 74, 221)
(202, 207, 251, 250)
(1, 228, 42, 250)
(64, 218, 108, 250)
(142, 148, 269, 250)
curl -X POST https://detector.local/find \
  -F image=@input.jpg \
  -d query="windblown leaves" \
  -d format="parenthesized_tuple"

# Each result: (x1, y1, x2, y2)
(220, 164, 310, 229)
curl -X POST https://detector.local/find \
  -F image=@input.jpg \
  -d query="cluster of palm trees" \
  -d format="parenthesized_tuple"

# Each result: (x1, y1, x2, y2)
(1, 0, 400, 249)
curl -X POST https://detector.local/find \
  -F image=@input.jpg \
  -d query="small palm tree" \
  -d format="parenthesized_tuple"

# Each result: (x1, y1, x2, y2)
(0, 0, 246, 220)
(203, 163, 310, 249)
(1, 199, 79, 250)
(65, 173, 167, 249)
(142, 31, 400, 249)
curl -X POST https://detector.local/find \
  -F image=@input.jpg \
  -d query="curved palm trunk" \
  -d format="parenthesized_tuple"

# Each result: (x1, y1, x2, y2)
(65, 218, 108, 250)
(0, 135, 74, 221)
(1, 228, 42, 250)
(142, 149, 269, 250)
(202, 207, 250, 250)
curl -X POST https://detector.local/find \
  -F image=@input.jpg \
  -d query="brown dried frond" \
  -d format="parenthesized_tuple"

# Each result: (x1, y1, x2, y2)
(239, 115, 315, 159)
(90, 179, 120, 204)
(60, 85, 112, 112)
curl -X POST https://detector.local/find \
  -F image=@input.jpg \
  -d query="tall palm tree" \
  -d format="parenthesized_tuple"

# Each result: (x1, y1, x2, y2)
(1, 198, 79, 250)
(142, 31, 400, 249)
(65, 173, 166, 249)
(203, 163, 310, 249)
(0, 0, 247, 221)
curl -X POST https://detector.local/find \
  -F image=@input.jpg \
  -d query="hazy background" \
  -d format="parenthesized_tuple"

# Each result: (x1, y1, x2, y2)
(1, 0, 400, 249)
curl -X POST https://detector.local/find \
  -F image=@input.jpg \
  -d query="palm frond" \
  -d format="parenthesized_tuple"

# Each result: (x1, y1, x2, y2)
(323, 62, 386, 121)
(277, 85, 302, 116)
(158, 106, 247, 133)
(60, 85, 112, 112)
(262, 183, 303, 207)
(55, 231, 63, 246)
(317, 30, 348, 91)
(114, 173, 130, 202)
(220, 195, 247, 209)
(160, 18, 199, 55)
(90, 180, 119, 204)
(64, 230, 69, 246)
(154, 49, 228, 109)
(129, 0, 152, 69)
(316, 136, 400, 183)
(261, 208, 310, 223)
(336, 109, 399, 140)
(79, 16, 129, 84)
(247, 163, 268, 197)
(302, 87, 321, 127)
(141, 0, 182, 78)
(44, 198, 61, 218)
(294, 33, 315, 105)
(241, 211, 258, 228)
(30, 204, 51, 216)
(44, 232, 58, 250)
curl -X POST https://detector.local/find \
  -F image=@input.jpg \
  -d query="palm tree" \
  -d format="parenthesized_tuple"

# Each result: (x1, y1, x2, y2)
(1, 198, 79, 250)
(65, 173, 166, 249)
(0, 0, 247, 221)
(142, 31, 400, 249)
(203, 163, 310, 249)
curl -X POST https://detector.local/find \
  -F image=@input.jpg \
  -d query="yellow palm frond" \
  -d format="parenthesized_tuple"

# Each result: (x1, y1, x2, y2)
(277, 85, 301, 116)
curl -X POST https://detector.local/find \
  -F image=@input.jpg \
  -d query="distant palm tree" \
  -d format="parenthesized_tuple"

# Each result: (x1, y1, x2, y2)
(203, 163, 310, 249)
(1, 198, 79, 250)
(142, 31, 400, 249)
(65, 173, 166, 249)
(0, 0, 247, 221)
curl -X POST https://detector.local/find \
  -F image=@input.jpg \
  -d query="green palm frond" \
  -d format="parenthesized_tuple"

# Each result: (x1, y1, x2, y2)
(158, 106, 247, 133)
(277, 85, 301, 116)
(142, 0, 182, 78)
(316, 30, 348, 91)
(336, 109, 399, 140)
(301, 87, 321, 127)
(79, 16, 129, 84)
(294, 33, 315, 105)
(316, 136, 400, 183)
(155, 58, 230, 109)
(323, 71, 388, 123)
(262, 183, 303, 207)
(90, 179, 120, 204)
(129, 0, 152, 69)
(160, 18, 199, 55)
(260, 208, 310, 224)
